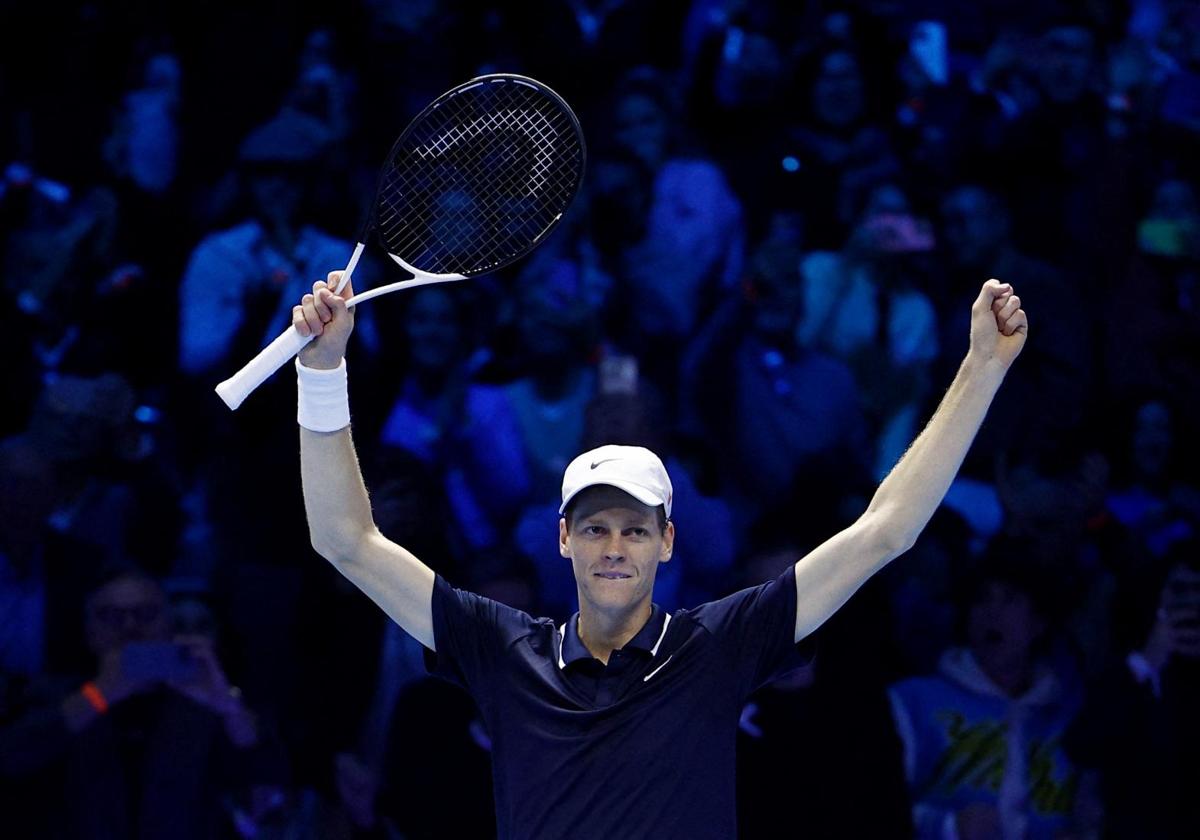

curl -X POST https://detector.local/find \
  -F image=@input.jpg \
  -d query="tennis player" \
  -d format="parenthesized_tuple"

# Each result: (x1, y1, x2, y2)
(292, 273, 1026, 839)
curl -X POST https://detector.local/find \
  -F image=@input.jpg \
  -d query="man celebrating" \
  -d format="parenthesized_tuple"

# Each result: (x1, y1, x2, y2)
(292, 273, 1026, 839)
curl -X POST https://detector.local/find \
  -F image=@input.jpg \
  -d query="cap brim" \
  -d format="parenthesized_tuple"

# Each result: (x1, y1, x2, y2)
(558, 479, 666, 515)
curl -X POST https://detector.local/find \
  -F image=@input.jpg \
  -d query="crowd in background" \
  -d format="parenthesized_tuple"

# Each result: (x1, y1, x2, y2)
(2, 0, 1200, 837)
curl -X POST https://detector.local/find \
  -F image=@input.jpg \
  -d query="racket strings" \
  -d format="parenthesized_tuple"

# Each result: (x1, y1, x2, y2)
(376, 79, 583, 276)
(389, 94, 577, 231)
(383, 108, 575, 264)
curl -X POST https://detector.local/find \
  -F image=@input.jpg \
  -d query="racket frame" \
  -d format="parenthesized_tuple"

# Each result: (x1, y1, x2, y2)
(214, 74, 584, 410)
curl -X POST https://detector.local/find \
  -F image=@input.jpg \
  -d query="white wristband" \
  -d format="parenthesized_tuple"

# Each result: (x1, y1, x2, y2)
(296, 358, 351, 432)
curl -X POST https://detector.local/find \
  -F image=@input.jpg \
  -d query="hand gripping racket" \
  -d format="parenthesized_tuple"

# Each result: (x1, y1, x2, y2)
(215, 74, 586, 409)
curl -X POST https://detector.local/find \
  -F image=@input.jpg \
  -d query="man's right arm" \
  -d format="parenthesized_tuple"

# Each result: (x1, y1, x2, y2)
(296, 273, 436, 650)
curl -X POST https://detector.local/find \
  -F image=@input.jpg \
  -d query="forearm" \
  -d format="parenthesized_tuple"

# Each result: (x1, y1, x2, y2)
(301, 425, 378, 563)
(792, 280, 1024, 641)
(865, 353, 1007, 552)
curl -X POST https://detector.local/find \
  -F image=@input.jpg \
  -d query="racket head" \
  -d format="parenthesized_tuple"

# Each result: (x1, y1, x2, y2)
(372, 74, 586, 278)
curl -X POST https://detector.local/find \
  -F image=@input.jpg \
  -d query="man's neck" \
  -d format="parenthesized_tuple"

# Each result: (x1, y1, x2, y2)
(577, 599, 652, 665)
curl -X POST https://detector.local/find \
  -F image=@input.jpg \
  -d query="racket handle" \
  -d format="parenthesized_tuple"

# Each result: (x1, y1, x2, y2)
(215, 242, 365, 410)
(215, 325, 312, 410)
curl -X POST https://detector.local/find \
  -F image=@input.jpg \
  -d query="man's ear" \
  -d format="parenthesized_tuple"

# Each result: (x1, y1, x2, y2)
(659, 520, 675, 563)
(559, 517, 571, 558)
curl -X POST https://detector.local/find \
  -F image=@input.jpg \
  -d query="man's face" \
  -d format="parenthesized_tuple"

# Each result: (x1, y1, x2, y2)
(1038, 26, 1095, 104)
(940, 187, 1007, 269)
(613, 93, 668, 170)
(966, 580, 1044, 674)
(85, 576, 170, 657)
(813, 51, 864, 127)
(560, 496, 673, 616)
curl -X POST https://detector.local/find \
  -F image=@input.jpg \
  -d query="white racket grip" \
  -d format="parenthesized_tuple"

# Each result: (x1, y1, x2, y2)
(215, 242, 364, 410)
(215, 325, 313, 410)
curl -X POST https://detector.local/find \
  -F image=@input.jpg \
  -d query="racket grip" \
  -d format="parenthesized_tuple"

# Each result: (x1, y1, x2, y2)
(214, 325, 313, 410)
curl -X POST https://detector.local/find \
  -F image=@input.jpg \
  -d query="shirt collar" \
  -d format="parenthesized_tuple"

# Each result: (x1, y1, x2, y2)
(557, 604, 672, 669)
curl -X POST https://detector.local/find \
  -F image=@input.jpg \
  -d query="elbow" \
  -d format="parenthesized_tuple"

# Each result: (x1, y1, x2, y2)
(861, 511, 916, 562)
(883, 533, 917, 562)
(309, 524, 368, 566)
(309, 534, 343, 564)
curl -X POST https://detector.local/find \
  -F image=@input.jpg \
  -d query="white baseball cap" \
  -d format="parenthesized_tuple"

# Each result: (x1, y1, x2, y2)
(559, 444, 673, 519)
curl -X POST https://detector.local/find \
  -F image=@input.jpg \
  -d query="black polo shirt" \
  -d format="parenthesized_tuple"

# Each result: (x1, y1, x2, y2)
(424, 563, 812, 840)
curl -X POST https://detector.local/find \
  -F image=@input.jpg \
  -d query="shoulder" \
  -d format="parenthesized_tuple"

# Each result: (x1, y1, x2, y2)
(432, 574, 550, 647)
(185, 221, 261, 266)
(684, 564, 798, 633)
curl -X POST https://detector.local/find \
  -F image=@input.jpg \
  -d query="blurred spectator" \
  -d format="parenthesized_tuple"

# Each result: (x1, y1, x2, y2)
(602, 68, 745, 374)
(10, 373, 181, 573)
(2, 160, 122, 416)
(683, 238, 871, 523)
(1065, 537, 1200, 838)
(1106, 177, 1200, 426)
(797, 180, 940, 480)
(103, 51, 182, 198)
(1105, 398, 1200, 558)
(786, 46, 901, 247)
(494, 0, 691, 100)
(971, 31, 1043, 122)
(0, 569, 282, 839)
(286, 30, 355, 143)
(374, 285, 482, 460)
(2, 164, 119, 324)
(890, 21, 992, 192)
(888, 547, 1082, 840)
(995, 443, 1144, 682)
(737, 545, 911, 839)
(682, 13, 799, 234)
(882, 509, 975, 676)
(376, 675, 495, 838)
(937, 183, 1094, 459)
(446, 254, 602, 552)
(991, 19, 1153, 271)
(178, 109, 352, 377)
(0, 442, 60, 677)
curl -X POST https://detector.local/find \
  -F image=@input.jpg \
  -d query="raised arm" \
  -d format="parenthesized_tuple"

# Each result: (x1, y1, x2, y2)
(792, 279, 1027, 641)
(296, 273, 436, 650)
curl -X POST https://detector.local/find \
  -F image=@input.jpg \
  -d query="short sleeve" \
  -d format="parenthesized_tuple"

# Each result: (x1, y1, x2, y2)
(687, 564, 814, 699)
(423, 574, 540, 699)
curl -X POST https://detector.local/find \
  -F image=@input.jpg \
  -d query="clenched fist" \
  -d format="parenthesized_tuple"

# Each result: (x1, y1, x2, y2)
(968, 278, 1028, 370)
(296, 271, 356, 370)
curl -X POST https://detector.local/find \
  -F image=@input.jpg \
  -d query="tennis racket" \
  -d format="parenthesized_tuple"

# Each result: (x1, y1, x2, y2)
(215, 74, 586, 409)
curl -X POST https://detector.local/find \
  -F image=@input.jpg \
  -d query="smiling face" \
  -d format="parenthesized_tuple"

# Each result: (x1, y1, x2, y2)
(560, 487, 673, 617)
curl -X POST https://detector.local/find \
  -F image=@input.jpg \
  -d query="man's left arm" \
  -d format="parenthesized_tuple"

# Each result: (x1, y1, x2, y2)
(793, 279, 1027, 642)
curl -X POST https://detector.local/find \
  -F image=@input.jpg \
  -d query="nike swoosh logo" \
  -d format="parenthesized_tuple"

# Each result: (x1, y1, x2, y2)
(590, 458, 621, 470)
(643, 655, 673, 682)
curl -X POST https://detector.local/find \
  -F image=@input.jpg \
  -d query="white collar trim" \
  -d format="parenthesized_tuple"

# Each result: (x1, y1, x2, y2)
(557, 611, 673, 670)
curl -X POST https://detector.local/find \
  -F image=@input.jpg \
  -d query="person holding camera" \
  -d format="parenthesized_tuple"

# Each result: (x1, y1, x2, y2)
(0, 568, 281, 839)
